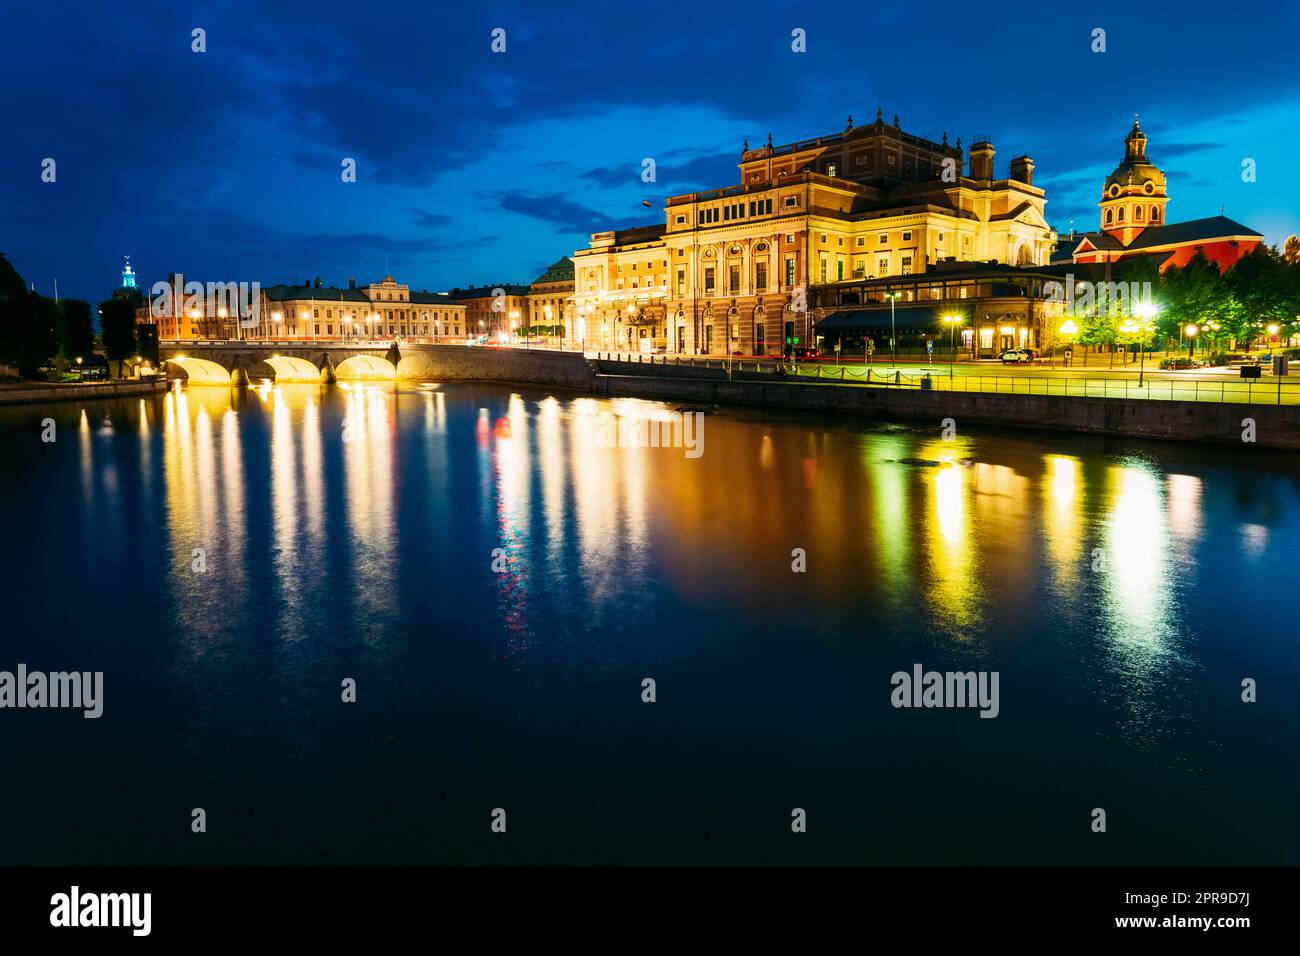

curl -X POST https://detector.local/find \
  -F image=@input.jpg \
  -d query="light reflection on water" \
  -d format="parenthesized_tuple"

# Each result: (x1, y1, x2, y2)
(3, 380, 1299, 864)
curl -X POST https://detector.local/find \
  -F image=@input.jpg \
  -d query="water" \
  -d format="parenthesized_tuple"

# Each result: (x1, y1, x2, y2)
(1, 381, 1297, 865)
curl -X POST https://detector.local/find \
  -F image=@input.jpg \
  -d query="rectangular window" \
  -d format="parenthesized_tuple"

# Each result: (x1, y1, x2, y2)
(903, 231, 912, 241)
(786, 233, 795, 243)
(675, 215, 686, 224)
(836, 261, 844, 281)
(785, 257, 796, 286)
(765, 199, 772, 214)
(879, 234, 888, 244)
(853, 261, 865, 278)
(755, 262, 767, 292)
(729, 264, 741, 293)
(819, 257, 828, 283)
(878, 257, 889, 275)
(856, 237, 865, 247)
(676, 269, 685, 295)
(837, 237, 844, 246)
(327, 325, 333, 336)
(704, 268, 715, 294)
(901, 255, 913, 275)
(784, 196, 797, 207)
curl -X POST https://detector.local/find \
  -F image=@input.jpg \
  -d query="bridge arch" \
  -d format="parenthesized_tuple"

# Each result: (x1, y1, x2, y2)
(164, 356, 235, 385)
(334, 354, 397, 380)
(255, 355, 324, 382)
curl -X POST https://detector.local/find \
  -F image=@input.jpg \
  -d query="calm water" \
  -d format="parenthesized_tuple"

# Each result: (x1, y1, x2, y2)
(1, 381, 1297, 866)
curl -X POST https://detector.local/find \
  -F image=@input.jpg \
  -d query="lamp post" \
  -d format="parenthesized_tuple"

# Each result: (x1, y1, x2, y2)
(1133, 302, 1158, 386)
(1058, 319, 1079, 368)
(510, 309, 521, 349)
(1185, 323, 1199, 361)
(942, 313, 962, 382)
(885, 291, 900, 367)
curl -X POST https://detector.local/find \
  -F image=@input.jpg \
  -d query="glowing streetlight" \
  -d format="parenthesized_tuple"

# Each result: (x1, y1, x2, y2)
(884, 291, 901, 366)
(1185, 323, 1199, 360)
(941, 313, 963, 381)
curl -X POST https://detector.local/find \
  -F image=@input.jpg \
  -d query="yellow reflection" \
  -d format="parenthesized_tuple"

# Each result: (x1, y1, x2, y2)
(924, 459, 979, 636)
(1102, 464, 1173, 668)
(1043, 455, 1083, 589)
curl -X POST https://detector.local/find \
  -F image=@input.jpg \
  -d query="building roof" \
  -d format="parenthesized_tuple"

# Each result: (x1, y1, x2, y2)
(1125, 215, 1261, 249)
(816, 306, 947, 333)
(444, 284, 531, 299)
(612, 224, 666, 245)
(532, 257, 574, 285)
(262, 283, 369, 302)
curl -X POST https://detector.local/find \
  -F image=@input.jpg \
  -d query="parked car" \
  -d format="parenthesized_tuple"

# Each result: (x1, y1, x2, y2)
(999, 348, 1034, 364)
(791, 347, 820, 361)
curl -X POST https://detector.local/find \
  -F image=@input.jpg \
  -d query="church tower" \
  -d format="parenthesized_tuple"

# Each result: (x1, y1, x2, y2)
(1099, 116, 1169, 246)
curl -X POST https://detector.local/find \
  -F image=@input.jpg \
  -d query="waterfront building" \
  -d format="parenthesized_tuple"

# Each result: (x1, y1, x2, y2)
(527, 257, 575, 343)
(812, 260, 1064, 359)
(444, 283, 531, 340)
(573, 110, 1056, 355)
(142, 274, 467, 341)
(1054, 118, 1263, 271)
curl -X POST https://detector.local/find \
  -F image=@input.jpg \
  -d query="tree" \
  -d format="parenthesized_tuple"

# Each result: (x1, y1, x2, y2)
(1283, 235, 1300, 266)
(1225, 245, 1294, 346)
(60, 298, 95, 362)
(1161, 252, 1229, 354)
(99, 296, 137, 377)
(0, 293, 62, 379)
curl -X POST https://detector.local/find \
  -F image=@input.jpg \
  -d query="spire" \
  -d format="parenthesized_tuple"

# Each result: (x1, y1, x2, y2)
(742, 137, 749, 152)
(942, 131, 948, 146)
(846, 113, 853, 131)
(766, 132, 772, 148)
(893, 113, 900, 128)
(876, 106, 883, 123)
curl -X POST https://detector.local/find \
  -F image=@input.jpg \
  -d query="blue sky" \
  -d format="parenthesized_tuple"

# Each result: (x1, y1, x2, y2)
(2, 0, 1298, 302)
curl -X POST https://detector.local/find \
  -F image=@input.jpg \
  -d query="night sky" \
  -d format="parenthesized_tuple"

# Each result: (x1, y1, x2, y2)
(2, 0, 1297, 303)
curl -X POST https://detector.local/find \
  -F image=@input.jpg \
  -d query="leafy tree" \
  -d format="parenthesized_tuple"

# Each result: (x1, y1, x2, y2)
(60, 298, 95, 362)
(0, 251, 25, 300)
(99, 296, 137, 377)
(1160, 252, 1229, 354)
(0, 293, 62, 378)
(1283, 235, 1300, 266)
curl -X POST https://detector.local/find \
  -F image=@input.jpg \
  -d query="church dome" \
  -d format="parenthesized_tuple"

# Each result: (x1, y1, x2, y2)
(1102, 117, 1166, 197)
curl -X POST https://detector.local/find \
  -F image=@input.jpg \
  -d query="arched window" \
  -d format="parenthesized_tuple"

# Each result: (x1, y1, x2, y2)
(1105, 209, 1113, 225)
(1117, 207, 1125, 222)
(1151, 207, 1160, 223)
(1136, 206, 1144, 221)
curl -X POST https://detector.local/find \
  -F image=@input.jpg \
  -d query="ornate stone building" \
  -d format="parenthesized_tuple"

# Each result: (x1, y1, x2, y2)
(527, 257, 574, 339)
(573, 110, 1056, 355)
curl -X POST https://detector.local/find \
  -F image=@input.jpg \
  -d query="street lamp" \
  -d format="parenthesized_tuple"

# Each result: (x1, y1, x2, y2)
(942, 313, 963, 381)
(884, 291, 901, 366)
(1185, 323, 1199, 360)
(510, 309, 521, 348)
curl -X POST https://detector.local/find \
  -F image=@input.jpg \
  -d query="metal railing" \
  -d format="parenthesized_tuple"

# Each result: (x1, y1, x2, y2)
(589, 353, 1300, 405)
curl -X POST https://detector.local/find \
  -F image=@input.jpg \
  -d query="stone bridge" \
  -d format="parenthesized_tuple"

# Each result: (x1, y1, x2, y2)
(157, 341, 598, 389)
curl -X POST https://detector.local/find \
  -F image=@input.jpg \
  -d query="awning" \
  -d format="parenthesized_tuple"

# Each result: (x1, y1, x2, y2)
(814, 307, 946, 334)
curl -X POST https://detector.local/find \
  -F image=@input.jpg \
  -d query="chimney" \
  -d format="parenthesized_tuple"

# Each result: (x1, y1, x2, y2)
(348, 277, 356, 290)
(1009, 155, 1034, 186)
(969, 140, 995, 180)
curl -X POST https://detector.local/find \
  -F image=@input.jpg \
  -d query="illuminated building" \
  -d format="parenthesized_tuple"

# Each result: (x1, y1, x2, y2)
(573, 110, 1056, 355)
(444, 283, 531, 340)
(1054, 118, 1263, 272)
